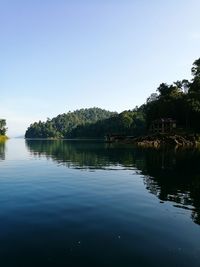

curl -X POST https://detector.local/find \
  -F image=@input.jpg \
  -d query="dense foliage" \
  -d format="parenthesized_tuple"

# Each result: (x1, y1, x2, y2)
(144, 58, 200, 132)
(25, 107, 146, 139)
(0, 119, 7, 136)
(25, 108, 117, 138)
(68, 108, 146, 138)
(25, 58, 200, 139)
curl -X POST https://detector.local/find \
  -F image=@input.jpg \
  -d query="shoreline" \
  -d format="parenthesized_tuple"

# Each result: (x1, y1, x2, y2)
(25, 137, 104, 141)
(0, 135, 8, 142)
(24, 133, 200, 147)
(133, 133, 200, 147)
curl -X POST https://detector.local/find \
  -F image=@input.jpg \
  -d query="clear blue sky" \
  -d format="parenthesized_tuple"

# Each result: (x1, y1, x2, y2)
(1, 0, 200, 136)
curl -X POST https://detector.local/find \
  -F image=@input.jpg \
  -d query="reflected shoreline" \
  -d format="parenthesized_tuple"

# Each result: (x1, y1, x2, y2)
(26, 140, 200, 226)
(0, 141, 6, 161)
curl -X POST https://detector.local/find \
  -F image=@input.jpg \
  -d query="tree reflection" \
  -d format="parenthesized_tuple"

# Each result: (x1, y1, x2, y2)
(142, 147, 200, 225)
(26, 140, 144, 170)
(0, 141, 5, 160)
(26, 140, 200, 225)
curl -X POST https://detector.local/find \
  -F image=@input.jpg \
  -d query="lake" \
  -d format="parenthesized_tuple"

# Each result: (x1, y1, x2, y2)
(0, 139, 200, 267)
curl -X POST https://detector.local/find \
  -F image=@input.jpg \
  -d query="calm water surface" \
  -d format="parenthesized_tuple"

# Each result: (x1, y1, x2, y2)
(0, 139, 200, 267)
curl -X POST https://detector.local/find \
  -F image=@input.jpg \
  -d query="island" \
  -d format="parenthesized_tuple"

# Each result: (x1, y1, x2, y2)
(25, 58, 200, 147)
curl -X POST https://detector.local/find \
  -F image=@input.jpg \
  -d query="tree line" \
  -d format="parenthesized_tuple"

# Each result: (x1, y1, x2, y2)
(25, 58, 200, 139)
(25, 108, 117, 138)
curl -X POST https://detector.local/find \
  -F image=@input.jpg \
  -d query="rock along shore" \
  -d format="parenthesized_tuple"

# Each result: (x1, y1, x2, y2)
(133, 133, 200, 147)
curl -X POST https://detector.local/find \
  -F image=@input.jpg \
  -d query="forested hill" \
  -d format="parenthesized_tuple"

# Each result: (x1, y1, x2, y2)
(25, 108, 117, 138)
(25, 58, 200, 139)
(67, 109, 146, 138)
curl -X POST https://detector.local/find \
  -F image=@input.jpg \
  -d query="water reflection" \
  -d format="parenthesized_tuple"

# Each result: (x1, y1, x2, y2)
(142, 147, 200, 225)
(26, 140, 200, 225)
(26, 140, 145, 170)
(0, 141, 5, 161)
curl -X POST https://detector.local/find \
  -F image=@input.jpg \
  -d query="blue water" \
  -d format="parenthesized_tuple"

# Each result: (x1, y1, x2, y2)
(0, 139, 200, 266)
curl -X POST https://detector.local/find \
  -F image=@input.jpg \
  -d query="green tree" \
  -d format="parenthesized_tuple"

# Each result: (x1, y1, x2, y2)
(189, 58, 200, 93)
(0, 119, 7, 135)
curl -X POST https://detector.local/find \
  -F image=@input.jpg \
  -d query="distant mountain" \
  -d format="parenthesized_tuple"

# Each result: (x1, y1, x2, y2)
(14, 135, 25, 139)
(25, 108, 117, 138)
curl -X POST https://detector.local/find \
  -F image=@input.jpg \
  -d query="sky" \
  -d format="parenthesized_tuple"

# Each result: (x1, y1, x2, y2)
(1, 0, 200, 136)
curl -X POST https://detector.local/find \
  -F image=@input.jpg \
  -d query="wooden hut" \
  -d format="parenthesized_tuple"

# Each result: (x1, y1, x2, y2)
(150, 118, 176, 133)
